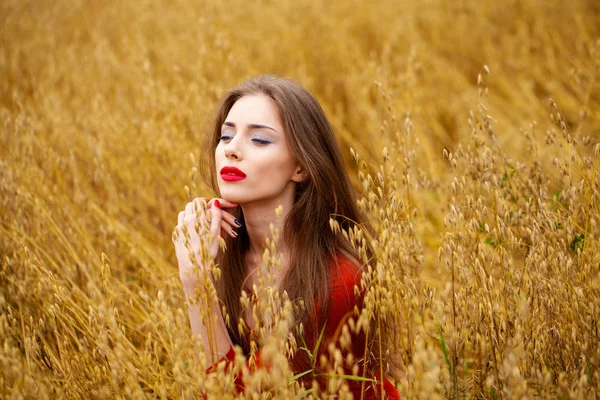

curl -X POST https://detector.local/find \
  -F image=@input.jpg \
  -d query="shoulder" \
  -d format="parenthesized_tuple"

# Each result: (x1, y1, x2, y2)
(327, 254, 364, 310)
(328, 254, 363, 293)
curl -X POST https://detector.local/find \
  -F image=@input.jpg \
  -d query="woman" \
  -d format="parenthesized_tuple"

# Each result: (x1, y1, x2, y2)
(173, 75, 400, 398)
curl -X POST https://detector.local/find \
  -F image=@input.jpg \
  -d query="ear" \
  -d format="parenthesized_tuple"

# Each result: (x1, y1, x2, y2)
(291, 165, 309, 183)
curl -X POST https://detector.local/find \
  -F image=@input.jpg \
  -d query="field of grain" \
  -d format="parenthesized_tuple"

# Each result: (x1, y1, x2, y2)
(1, 0, 599, 398)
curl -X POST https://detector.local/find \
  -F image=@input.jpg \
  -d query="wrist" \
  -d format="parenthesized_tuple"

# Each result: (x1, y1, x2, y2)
(181, 279, 198, 296)
(181, 268, 212, 287)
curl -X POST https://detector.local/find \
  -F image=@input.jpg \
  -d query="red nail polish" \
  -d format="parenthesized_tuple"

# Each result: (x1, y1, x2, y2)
(214, 200, 220, 208)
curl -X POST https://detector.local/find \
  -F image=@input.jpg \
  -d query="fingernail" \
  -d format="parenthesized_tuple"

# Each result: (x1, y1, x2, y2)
(234, 219, 242, 227)
(231, 230, 238, 237)
(214, 200, 220, 208)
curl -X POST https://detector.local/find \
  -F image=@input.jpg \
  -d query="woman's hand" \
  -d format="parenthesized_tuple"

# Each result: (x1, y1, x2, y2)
(172, 197, 239, 292)
(172, 198, 238, 365)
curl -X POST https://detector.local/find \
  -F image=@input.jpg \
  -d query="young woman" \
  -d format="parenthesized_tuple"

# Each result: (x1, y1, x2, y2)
(173, 75, 400, 398)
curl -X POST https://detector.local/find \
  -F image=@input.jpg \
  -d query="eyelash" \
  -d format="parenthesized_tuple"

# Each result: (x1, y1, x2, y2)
(218, 135, 271, 145)
(252, 138, 271, 145)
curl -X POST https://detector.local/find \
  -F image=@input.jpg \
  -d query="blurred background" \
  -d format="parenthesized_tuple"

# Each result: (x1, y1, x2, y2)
(1, 0, 599, 398)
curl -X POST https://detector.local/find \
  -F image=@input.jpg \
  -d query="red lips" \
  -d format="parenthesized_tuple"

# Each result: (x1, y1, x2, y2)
(220, 166, 247, 182)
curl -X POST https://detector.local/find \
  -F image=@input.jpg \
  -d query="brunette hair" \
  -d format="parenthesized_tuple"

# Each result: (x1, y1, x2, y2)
(203, 75, 387, 380)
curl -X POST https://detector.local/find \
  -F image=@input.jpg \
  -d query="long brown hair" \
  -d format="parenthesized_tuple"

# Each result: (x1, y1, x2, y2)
(203, 75, 375, 377)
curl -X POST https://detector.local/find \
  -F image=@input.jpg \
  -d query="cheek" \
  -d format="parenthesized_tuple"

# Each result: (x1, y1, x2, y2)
(215, 148, 225, 167)
(261, 152, 296, 178)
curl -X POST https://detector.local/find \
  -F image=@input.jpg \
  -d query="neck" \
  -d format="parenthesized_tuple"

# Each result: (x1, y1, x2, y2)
(242, 199, 291, 259)
(240, 189, 295, 277)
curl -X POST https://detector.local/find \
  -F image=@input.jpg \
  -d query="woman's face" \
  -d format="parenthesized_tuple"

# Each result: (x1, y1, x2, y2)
(215, 94, 305, 205)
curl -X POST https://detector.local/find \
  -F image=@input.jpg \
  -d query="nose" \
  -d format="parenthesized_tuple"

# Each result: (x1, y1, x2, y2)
(224, 137, 242, 161)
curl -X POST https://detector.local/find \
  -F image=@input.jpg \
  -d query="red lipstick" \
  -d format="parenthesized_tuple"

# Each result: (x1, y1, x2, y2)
(220, 166, 247, 182)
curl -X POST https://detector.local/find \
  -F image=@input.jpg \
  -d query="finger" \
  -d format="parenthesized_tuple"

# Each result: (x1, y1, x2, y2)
(192, 197, 208, 213)
(172, 226, 184, 248)
(221, 220, 237, 238)
(210, 201, 223, 242)
(220, 209, 242, 228)
(178, 211, 184, 225)
(208, 198, 238, 209)
(184, 202, 194, 215)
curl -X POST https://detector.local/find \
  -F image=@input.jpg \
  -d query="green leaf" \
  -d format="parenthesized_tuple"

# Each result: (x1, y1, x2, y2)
(314, 373, 376, 382)
(570, 234, 585, 252)
(490, 387, 499, 400)
(312, 323, 327, 364)
(291, 369, 313, 383)
(553, 190, 562, 200)
(554, 222, 562, 229)
(299, 332, 313, 363)
(438, 326, 454, 375)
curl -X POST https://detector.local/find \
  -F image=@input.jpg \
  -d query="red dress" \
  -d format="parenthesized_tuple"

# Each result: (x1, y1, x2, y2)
(206, 256, 400, 399)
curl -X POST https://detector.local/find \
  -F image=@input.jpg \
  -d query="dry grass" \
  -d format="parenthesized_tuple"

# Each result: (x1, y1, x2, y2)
(1, 0, 599, 398)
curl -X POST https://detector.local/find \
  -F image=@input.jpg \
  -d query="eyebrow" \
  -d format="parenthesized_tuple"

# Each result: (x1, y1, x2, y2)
(222, 121, 278, 133)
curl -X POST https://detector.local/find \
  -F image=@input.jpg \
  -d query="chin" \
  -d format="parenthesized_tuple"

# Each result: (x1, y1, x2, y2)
(222, 195, 245, 204)
(218, 188, 248, 204)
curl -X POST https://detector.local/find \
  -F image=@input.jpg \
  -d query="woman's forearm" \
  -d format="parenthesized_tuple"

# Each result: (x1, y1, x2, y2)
(185, 290, 234, 369)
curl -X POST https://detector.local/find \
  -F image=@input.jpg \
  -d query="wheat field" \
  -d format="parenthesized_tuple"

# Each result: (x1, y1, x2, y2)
(1, 0, 599, 398)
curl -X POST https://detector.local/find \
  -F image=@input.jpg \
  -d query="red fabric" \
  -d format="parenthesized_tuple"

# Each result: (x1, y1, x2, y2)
(205, 256, 400, 399)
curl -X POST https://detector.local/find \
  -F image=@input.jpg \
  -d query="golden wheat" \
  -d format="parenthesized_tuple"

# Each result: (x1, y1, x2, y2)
(1, 0, 599, 398)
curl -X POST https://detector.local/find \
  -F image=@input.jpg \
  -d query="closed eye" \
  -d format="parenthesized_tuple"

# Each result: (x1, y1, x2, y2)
(252, 138, 271, 145)
(219, 135, 233, 142)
